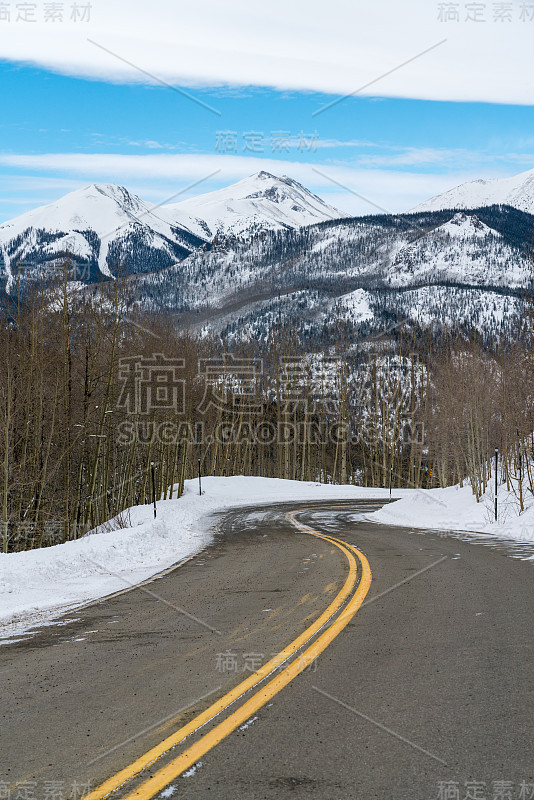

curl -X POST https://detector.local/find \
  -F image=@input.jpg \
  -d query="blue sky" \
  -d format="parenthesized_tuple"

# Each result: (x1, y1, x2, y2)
(1, 0, 533, 221)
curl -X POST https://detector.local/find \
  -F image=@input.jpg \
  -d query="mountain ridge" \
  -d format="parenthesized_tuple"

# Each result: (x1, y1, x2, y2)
(0, 182, 208, 286)
(0, 173, 345, 287)
(1, 172, 533, 345)
(412, 166, 534, 215)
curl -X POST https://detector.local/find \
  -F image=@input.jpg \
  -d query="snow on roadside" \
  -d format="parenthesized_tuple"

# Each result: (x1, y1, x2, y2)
(3, 474, 533, 644)
(367, 478, 534, 545)
(0, 476, 394, 642)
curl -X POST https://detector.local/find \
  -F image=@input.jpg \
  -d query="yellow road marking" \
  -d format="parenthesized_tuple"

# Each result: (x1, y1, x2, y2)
(84, 509, 371, 800)
(120, 516, 371, 800)
(174, 643, 210, 664)
(228, 621, 249, 640)
(231, 628, 260, 642)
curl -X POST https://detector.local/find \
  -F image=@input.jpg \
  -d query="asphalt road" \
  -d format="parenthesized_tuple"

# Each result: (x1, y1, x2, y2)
(1, 500, 533, 800)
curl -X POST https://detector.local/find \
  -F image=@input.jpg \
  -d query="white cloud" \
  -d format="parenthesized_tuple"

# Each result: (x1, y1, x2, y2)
(0, 151, 480, 217)
(352, 147, 534, 170)
(0, 0, 532, 105)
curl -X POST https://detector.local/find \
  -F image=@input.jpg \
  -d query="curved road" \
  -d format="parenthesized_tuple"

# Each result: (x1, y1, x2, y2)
(1, 500, 533, 800)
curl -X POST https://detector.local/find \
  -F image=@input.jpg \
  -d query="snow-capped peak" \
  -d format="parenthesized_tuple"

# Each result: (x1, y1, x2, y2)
(0, 182, 150, 238)
(83, 182, 145, 208)
(0, 182, 207, 284)
(412, 167, 534, 215)
(164, 172, 345, 238)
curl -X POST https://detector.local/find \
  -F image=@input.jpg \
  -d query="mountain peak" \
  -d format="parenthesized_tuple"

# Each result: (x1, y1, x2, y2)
(253, 170, 278, 180)
(165, 172, 344, 238)
(84, 182, 122, 193)
(80, 182, 141, 205)
(0, 180, 206, 285)
(412, 166, 534, 215)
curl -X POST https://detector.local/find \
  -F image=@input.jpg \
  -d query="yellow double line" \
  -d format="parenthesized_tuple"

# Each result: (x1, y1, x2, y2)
(84, 509, 372, 800)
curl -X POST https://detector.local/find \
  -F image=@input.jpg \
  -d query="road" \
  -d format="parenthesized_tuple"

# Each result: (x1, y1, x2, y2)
(1, 500, 533, 800)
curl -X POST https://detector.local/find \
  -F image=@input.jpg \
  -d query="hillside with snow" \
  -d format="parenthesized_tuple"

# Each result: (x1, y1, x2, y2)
(387, 212, 531, 288)
(121, 203, 532, 343)
(412, 166, 534, 215)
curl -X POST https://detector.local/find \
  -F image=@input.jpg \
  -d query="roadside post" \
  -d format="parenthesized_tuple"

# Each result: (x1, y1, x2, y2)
(198, 458, 202, 496)
(151, 461, 157, 519)
(494, 448, 498, 522)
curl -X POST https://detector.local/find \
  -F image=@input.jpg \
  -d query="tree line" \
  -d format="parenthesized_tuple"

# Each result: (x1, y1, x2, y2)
(0, 267, 532, 552)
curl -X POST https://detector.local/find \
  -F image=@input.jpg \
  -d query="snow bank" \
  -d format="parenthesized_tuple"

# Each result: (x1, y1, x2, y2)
(3, 474, 532, 644)
(0, 476, 393, 641)
(368, 479, 534, 543)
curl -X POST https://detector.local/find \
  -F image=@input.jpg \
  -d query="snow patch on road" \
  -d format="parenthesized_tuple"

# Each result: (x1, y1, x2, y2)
(181, 761, 203, 778)
(238, 715, 259, 731)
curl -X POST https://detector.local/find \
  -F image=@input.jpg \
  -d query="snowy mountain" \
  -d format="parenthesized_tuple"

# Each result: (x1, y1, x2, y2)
(2, 172, 533, 344)
(118, 205, 533, 345)
(387, 212, 531, 288)
(412, 167, 534, 215)
(204, 284, 524, 347)
(141, 208, 531, 311)
(0, 183, 207, 289)
(164, 171, 345, 238)
(0, 173, 344, 290)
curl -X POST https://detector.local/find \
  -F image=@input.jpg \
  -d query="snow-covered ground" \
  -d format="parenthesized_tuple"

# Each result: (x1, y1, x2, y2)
(367, 476, 534, 544)
(0, 477, 393, 643)
(2, 474, 533, 645)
